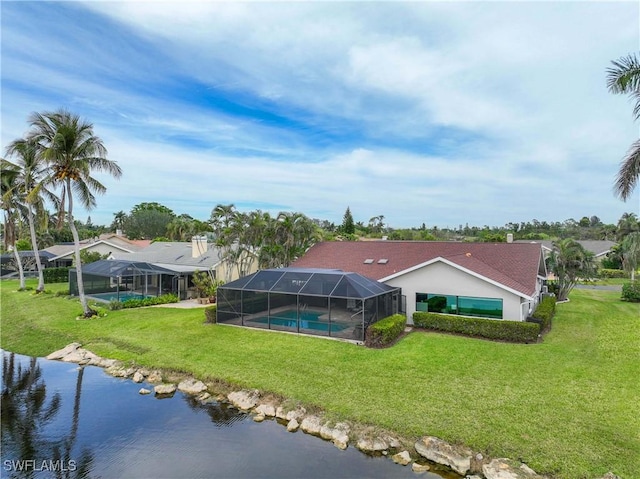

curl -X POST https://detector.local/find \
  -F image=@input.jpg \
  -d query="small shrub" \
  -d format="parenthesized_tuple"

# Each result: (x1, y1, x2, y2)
(54, 289, 70, 297)
(413, 312, 540, 343)
(204, 304, 217, 324)
(621, 281, 640, 302)
(119, 294, 180, 309)
(43, 267, 70, 283)
(365, 314, 406, 348)
(529, 296, 556, 333)
(108, 300, 124, 310)
(599, 268, 628, 279)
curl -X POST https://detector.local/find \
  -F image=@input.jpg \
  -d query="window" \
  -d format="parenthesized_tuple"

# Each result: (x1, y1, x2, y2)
(416, 293, 503, 319)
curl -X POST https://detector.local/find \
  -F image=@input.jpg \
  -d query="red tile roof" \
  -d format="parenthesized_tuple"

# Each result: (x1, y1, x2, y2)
(292, 241, 544, 298)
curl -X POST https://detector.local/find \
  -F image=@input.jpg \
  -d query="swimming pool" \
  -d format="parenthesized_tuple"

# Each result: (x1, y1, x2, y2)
(88, 292, 152, 302)
(248, 309, 348, 332)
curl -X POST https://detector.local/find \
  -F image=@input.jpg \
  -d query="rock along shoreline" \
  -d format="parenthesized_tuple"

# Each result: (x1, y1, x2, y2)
(46, 343, 620, 479)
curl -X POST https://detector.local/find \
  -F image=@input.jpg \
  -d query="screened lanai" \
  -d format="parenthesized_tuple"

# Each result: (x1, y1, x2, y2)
(216, 268, 401, 341)
(69, 260, 179, 302)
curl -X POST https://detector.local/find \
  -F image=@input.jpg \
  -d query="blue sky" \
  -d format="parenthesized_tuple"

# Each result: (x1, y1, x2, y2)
(2, 1, 639, 229)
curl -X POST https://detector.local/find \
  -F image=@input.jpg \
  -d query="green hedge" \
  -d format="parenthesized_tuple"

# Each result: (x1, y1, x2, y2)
(108, 294, 179, 310)
(204, 304, 217, 323)
(413, 312, 540, 343)
(599, 268, 628, 279)
(43, 267, 70, 283)
(365, 314, 407, 348)
(529, 296, 556, 333)
(621, 281, 640, 302)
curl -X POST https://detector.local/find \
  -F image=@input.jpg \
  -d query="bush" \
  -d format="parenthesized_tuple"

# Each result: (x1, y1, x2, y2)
(108, 300, 124, 310)
(599, 268, 628, 279)
(54, 289, 70, 297)
(621, 281, 640, 302)
(413, 312, 540, 343)
(108, 294, 180, 310)
(204, 304, 217, 324)
(43, 267, 70, 283)
(365, 314, 406, 348)
(529, 296, 556, 333)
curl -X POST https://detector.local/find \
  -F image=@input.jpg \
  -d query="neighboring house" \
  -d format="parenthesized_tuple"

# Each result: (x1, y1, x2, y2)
(44, 233, 150, 267)
(514, 240, 616, 262)
(292, 241, 547, 323)
(0, 250, 56, 278)
(109, 236, 257, 299)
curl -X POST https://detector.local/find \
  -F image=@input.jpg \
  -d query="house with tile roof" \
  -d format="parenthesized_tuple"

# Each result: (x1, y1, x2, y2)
(44, 233, 151, 267)
(292, 241, 547, 324)
(109, 236, 257, 298)
(514, 239, 616, 262)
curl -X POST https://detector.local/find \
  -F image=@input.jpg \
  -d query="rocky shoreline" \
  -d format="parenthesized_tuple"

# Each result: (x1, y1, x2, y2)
(46, 343, 620, 479)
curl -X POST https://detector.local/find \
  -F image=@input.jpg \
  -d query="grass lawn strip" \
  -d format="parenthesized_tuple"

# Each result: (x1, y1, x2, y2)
(1, 280, 638, 479)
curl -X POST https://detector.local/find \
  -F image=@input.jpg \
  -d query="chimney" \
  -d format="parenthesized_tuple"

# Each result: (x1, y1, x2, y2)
(192, 235, 208, 258)
(507, 233, 514, 244)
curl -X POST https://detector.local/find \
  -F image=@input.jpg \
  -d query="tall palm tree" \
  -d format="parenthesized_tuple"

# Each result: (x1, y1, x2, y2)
(27, 109, 122, 317)
(547, 239, 597, 301)
(1, 159, 27, 289)
(621, 231, 640, 280)
(607, 52, 640, 201)
(4, 139, 58, 292)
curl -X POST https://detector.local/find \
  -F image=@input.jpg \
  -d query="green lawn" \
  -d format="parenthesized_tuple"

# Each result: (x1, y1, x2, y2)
(1, 280, 638, 479)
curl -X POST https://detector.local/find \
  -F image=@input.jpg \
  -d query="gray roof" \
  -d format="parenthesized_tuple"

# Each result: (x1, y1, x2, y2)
(111, 242, 223, 270)
(514, 240, 616, 257)
(73, 260, 176, 276)
(44, 237, 143, 260)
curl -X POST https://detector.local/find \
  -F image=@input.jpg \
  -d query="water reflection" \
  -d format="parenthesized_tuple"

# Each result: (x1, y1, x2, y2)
(1, 352, 93, 479)
(182, 394, 246, 428)
(1, 351, 452, 479)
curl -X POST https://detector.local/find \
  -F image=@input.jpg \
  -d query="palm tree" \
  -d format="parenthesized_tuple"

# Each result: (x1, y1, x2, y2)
(616, 212, 639, 240)
(111, 210, 127, 233)
(1, 159, 27, 289)
(621, 232, 640, 280)
(27, 109, 122, 317)
(547, 239, 597, 301)
(4, 139, 58, 292)
(607, 53, 640, 201)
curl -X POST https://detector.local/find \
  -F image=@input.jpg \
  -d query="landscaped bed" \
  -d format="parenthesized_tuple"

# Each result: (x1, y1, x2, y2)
(1, 279, 638, 479)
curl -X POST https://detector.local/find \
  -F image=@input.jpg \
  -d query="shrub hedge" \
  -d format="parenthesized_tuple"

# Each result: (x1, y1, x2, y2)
(599, 268, 628, 279)
(108, 294, 180, 310)
(413, 312, 540, 343)
(621, 281, 640, 302)
(43, 267, 70, 283)
(204, 304, 217, 323)
(528, 296, 556, 333)
(364, 314, 406, 348)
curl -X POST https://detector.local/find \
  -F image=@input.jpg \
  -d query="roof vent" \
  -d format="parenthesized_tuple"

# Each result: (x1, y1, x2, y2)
(465, 252, 472, 257)
(363, 259, 374, 264)
(377, 258, 388, 264)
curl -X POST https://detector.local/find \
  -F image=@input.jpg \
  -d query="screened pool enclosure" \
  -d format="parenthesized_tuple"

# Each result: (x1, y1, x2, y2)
(69, 260, 179, 301)
(216, 268, 401, 341)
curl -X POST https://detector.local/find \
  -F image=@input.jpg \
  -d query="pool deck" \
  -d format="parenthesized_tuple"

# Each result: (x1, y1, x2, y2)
(151, 299, 212, 309)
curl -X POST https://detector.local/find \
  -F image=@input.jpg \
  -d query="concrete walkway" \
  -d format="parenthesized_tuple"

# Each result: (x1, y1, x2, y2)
(152, 299, 212, 309)
(574, 284, 622, 291)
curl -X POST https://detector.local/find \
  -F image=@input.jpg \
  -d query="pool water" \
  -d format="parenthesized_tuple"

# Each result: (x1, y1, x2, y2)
(250, 309, 348, 332)
(88, 292, 151, 302)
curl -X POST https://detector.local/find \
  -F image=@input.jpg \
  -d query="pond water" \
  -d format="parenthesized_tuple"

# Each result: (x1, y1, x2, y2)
(1, 351, 456, 479)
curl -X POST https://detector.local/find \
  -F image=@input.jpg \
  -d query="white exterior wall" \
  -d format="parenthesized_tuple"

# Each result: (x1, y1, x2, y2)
(383, 261, 529, 324)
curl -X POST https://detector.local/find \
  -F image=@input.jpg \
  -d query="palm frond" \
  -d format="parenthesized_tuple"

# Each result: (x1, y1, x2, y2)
(607, 53, 640, 94)
(614, 138, 640, 201)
